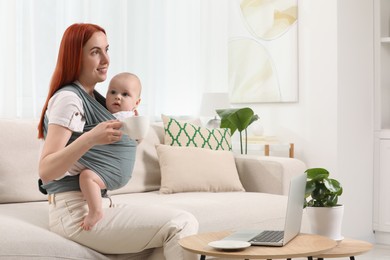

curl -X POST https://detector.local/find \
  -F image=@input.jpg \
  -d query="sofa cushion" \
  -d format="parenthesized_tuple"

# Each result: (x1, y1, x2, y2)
(111, 191, 294, 233)
(156, 144, 245, 194)
(0, 119, 47, 203)
(162, 115, 231, 151)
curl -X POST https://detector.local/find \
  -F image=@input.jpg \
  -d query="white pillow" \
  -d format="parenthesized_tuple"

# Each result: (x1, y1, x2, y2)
(156, 144, 245, 194)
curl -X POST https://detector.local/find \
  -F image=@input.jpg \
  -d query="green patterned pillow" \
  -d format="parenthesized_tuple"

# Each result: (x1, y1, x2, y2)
(161, 115, 232, 151)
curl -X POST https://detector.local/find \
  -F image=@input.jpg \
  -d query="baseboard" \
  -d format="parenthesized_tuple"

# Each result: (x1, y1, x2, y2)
(375, 231, 390, 245)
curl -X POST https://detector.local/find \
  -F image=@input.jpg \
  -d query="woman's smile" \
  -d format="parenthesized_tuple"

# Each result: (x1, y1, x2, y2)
(97, 67, 108, 74)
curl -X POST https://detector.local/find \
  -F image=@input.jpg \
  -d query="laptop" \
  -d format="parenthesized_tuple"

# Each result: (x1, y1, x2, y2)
(222, 173, 306, 247)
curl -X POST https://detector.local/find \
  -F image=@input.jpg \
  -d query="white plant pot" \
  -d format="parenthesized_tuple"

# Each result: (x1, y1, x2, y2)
(306, 205, 344, 241)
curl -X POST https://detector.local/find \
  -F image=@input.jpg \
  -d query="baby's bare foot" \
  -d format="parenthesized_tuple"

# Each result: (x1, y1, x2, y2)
(81, 210, 103, 231)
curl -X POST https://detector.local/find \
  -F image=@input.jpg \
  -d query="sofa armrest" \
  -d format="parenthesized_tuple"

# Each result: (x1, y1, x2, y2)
(235, 155, 306, 195)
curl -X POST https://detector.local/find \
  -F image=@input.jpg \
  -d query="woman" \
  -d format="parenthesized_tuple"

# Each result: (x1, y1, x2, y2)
(37, 23, 198, 259)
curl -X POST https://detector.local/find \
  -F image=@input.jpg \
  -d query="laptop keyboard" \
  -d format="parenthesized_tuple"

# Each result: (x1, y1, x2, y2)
(250, 230, 284, 242)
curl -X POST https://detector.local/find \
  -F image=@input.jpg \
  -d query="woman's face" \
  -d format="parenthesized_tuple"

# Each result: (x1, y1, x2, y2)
(78, 31, 110, 91)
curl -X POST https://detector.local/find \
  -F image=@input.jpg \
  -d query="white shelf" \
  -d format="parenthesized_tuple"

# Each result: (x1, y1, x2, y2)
(381, 37, 390, 43)
(374, 0, 390, 245)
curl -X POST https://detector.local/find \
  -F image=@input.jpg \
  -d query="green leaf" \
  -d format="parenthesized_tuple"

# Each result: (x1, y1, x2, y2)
(305, 168, 329, 181)
(305, 180, 316, 198)
(249, 114, 260, 126)
(324, 194, 338, 207)
(217, 108, 239, 135)
(323, 178, 342, 194)
(217, 108, 255, 132)
(216, 107, 259, 136)
(311, 183, 328, 201)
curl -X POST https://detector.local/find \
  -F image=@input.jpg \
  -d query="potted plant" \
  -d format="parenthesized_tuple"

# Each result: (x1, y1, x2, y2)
(216, 107, 259, 154)
(304, 167, 344, 241)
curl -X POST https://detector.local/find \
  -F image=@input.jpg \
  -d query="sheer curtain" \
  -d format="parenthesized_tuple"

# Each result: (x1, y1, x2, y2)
(0, 0, 228, 120)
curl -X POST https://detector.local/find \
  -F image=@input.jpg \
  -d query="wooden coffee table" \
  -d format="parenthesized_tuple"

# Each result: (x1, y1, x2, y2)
(313, 238, 372, 260)
(179, 231, 337, 260)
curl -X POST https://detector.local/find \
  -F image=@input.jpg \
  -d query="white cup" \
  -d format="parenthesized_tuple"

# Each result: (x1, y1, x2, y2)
(121, 116, 149, 140)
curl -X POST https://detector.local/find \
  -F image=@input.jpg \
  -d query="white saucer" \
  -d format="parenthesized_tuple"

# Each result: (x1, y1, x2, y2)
(208, 240, 251, 251)
(334, 236, 344, 244)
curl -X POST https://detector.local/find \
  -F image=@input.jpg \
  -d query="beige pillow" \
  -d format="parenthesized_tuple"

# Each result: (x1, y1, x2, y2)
(156, 144, 245, 194)
(161, 114, 231, 151)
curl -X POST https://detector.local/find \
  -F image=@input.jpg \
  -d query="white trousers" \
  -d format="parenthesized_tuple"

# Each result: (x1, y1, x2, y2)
(48, 191, 199, 260)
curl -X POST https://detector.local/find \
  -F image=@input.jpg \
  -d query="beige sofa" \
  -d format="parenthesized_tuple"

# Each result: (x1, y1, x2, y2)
(0, 119, 307, 260)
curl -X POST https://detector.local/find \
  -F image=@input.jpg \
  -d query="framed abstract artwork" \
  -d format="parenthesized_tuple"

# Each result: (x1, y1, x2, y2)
(228, 0, 298, 103)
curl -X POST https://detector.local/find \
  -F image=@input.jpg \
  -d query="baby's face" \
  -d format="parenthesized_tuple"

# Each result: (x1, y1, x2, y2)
(106, 76, 141, 114)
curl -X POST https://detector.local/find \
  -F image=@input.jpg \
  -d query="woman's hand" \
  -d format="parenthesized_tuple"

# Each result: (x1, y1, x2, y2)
(86, 120, 123, 145)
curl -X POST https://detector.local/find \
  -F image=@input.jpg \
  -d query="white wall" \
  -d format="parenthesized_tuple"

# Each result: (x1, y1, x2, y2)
(241, 0, 374, 242)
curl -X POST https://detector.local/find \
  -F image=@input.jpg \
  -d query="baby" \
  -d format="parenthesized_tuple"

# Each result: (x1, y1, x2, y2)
(106, 72, 142, 120)
(79, 72, 142, 230)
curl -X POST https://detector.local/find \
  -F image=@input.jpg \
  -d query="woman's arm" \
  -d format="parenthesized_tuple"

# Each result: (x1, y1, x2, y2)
(39, 120, 123, 183)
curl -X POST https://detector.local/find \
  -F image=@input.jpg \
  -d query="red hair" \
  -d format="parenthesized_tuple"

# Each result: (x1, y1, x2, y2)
(38, 23, 106, 139)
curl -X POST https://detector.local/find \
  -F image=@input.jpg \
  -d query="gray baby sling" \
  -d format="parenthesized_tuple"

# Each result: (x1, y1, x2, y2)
(39, 84, 136, 195)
